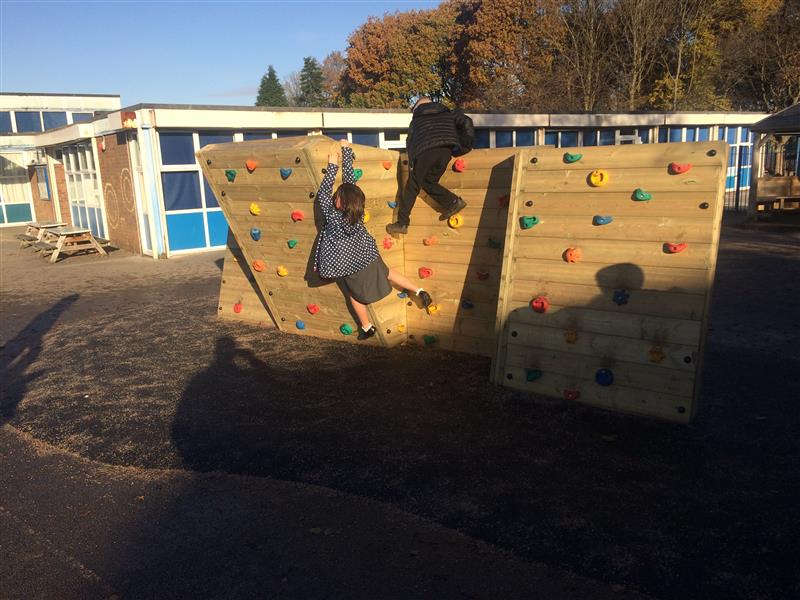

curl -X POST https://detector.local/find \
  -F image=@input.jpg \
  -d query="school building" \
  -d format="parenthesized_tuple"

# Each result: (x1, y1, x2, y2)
(0, 92, 775, 258)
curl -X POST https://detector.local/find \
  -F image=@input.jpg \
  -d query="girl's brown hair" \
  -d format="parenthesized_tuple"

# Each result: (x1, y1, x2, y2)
(334, 182, 366, 225)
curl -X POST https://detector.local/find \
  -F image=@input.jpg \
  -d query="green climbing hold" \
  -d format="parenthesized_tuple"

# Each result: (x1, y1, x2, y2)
(423, 334, 438, 346)
(340, 323, 354, 336)
(563, 152, 583, 164)
(353, 168, 363, 181)
(287, 239, 298, 249)
(519, 215, 540, 229)
(633, 188, 652, 201)
(225, 169, 237, 183)
(525, 368, 543, 382)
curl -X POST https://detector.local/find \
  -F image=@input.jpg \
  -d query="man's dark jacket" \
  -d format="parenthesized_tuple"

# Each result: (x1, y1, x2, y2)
(406, 102, 474, 163)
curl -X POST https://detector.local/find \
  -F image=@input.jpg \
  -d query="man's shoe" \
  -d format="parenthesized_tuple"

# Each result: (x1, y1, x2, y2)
(386, 222, 408, 235)
(417, 290, 433, 309)
(439, 197, 467, 221)
(358, 325, 377, 341)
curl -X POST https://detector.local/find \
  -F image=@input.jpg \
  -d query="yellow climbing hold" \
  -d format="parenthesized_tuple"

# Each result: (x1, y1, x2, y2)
(448, 213, 464, 229)
(589, 169, 609, 187)
(363, 210, 371, 224)
(426, 303, 440, 315)
(396, 324, 407, 333)
(276, 265, 289, 277)
(249, 202, 261, 216)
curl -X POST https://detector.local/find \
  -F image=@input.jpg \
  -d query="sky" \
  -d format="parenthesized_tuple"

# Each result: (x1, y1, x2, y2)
(0, 0, 439, 107)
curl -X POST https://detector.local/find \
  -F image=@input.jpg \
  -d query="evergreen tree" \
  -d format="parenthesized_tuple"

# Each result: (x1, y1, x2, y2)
(298, 57, 325, 106)
(256, 65, 288, 107)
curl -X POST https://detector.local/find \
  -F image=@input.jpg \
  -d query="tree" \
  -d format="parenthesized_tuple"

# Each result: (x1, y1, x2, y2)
(298, 57, 325, 107)
(283, 71, 302, 106)
(321, 51, 347, 107)
(255, 65, 288, 107)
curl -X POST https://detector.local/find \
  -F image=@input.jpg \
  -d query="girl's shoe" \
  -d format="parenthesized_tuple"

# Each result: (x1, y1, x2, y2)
(358, 325, 377, 340)
(417, 290, 433, 309)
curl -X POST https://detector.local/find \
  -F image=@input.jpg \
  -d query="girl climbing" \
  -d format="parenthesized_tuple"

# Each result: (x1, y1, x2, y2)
(315, 139, 433, 340)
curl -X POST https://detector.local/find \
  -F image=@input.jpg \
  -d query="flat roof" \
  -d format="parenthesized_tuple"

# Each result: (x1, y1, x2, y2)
(0, 92, 120, 98)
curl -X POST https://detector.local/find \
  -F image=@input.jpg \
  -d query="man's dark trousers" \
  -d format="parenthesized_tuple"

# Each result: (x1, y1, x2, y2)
(397, 147, 460, 226)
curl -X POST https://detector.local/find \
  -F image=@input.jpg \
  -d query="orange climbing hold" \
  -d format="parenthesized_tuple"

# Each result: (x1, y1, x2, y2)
(307, 303, 320, 315)
(233, 302, 243, 314)
(649, 345, 666, 364)
(418, 266, 433, 279)
(245, 159, 258, 172)
(564, 247, 582, 263)
(252, 259, 266, 272)
(669, 162, 692, 175)
(382, 160, 393, 170)
(453, 158, 467, 172)
(291, 210, 304, 222)
(530, 296, 550, 313)
(423, 235, 438, 246)
(382, 236, 394, 250)
(664, 242, 688, 254)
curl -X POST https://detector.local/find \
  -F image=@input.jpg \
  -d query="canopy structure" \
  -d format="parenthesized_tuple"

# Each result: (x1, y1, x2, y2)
(748, 103, 800, 215)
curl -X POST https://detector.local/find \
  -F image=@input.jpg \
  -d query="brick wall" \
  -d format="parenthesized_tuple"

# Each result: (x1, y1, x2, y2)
(28, 166, 57, 222)
(52, 161, 71, 225)
(96, 132, 141, 254)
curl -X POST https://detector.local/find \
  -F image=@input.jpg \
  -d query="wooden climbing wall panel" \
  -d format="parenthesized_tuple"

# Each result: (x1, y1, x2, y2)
(198, 137, 407, 347)
(217, 230, 275, 327)
(493, 141, 728, 422)
(401, 149, 515, 355)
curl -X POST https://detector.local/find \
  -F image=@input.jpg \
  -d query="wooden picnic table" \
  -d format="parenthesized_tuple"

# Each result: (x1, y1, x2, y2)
(37, 226, 108, 263)
(17, 221, 68, 248)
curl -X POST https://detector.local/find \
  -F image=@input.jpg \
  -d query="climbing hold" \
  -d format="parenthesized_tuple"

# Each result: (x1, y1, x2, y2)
(461, 299, 474, 309)
(592, 215, 613, 226)
(476, 270, 489, 281)
(363, 210, 371, 224)
(295, 320, 305, 330)
(423, 334, 438, 346)
(276, 265, 289, 277)
(225, 169, 237, 183)
(669, 162, 692, 175)
(589, 169, 609, 187)
(426, 304, 440, 315)
(487, 238, 503, 249)
(306, 304, 320, 315)
(252, 259, 266, 272)
(382, 160, 393, 170)
(245, 159, 258, 172)
(633, 188, 652, 201)
(339, 323, 354, 336)
(612, 289, 630, 306)
(418, 267, 433, 279)
(649, 345, 666, 364)
(564, 389, 580, 401)
(397, 291, 409, 299)
(564, 247, 582, 263)
(387, 201, 398, 209)
(233, 302, 243, 314)
(280, 167, 293, 180)
(353, 168, 364, 181)
(382, 236, 394, 250)
(595, 368, 614, 386)
(250, 227, 261, 241)
(396, 324, 407, 333)
(664, 242, 688, 254)
(448, 213, 464, 229)
(525, 368, 543, 382)
(519, 215, 539, 229)
(422, 235, 438, 247)
(290, 210, 304, 222)
(287, 239, 298, 249)
(530, 296, 550, 313)
(249, 203, 261, 216)
(563, 152, 583, 163)
(453, 158, 466, 172)
(497, 195, 510, 208)
(564, 328, 578, 344)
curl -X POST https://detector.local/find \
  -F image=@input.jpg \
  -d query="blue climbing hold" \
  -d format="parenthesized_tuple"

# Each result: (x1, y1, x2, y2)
(461, 299, 474, 309)
(387, 201, 398, 209)
(593, 215, 613, 226)
(280, 167, 293, 180)
(250, 227, 261, 241)
(525, 368, 543, 382)
(613, 289, 630, 306)
(595, 368, 614, 386)
(296, 320, 306, 330)
(397, 291, 409, 299)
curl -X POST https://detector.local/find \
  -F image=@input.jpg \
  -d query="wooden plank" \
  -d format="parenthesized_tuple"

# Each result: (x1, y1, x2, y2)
(521, 166, 722, 194)
(516, 191, 719, 218)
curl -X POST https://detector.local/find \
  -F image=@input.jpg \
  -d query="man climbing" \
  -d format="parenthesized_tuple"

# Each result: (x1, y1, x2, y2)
(386, 97, 474, 235)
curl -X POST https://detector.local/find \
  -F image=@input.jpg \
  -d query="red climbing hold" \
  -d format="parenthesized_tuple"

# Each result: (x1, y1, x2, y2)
(664, 242, 688, 254)
(453, 158, 467, 172)
(245, 159, 258, 173)
(497, 195, 510, 208)
(476, 270, 490, 281)
(233, 302, 243, 314)
(418, 266, 433, 279)
(252, 259, 266, 272)
(382, 236, 394, 250)
(564, 389, 580, 401)
(564, 247, 582, 263)
(382, 160, 393, 170)
(423, 235, 438, 246)
(530, 296, 550, 313)
(306, 303, 320, 315)
(291, 210, 304, 222)
(669, 162, 692, 175)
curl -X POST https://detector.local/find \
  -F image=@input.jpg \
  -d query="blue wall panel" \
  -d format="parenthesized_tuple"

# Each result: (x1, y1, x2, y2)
(166, 212, 206, 251)
(5, 204, 33, 223)
(207, 211, 228, 247)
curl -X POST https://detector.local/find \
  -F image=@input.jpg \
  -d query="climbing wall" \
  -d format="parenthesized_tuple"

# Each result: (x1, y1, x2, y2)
(493, 141, 728, 422)
(401, 149, 515, 355)
(217, 230, 275, 327)
(198, 137, 407, 346)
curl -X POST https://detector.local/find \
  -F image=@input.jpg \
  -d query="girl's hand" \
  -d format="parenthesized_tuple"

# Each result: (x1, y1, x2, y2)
(340, 139, 350, 148)
(327, 145, 340, 165)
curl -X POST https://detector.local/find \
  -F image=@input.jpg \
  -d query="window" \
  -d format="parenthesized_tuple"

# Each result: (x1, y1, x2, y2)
(669, 128, 683, 142)
(639, 129, 650, 144)
(698, 127, 710, 141)
(474, 129, 490, 149)
(740, 127, 750, 143)
(159, 132, 195, 165)
(686, 128, 696, 142)
(495, 130, 513, 148)
(384, 130, 404, 141)
(544, 131, 558, 146)
(43, 112, 67, 130)
(515, 129, 535, 146)
(199, 131, 233, 148)
(162, 172, 202, 211)
(583, 129, 598, 146)
(276, 130, 308, 138)
(322, 130, 348, 141)
(727, 127, 738, 144)
(72, 112, 93, 123)
(203, 178, 219, 208)
(352, 131, 379, 147)
(243, 131, 273, 141)
(658, 127, 668, 143)
(560, 131, 578, 148)
(15, 111, 42, 133)
(35, 166, 51, 200)
(599, 129, 615, 145)
(0, 112, 12, 133)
